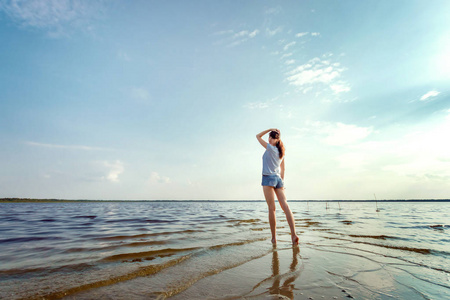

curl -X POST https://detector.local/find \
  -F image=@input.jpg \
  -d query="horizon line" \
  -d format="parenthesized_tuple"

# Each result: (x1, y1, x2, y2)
(2, 198, 450, 203)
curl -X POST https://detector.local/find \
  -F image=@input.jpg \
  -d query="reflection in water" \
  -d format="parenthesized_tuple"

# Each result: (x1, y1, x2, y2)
(268, 246, 301, 299)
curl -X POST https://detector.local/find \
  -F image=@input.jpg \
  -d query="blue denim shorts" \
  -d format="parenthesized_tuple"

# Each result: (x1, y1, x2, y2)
(262, 175, 284, 189)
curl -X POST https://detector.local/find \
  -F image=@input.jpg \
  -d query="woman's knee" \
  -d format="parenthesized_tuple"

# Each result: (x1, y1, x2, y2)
(267, 204, 276, 212)
(279, 201, 290, 213)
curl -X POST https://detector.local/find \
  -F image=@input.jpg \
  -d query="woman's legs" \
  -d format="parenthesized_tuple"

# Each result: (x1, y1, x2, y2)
(274, 188, 299, 245)
(263, 186, 277, 244)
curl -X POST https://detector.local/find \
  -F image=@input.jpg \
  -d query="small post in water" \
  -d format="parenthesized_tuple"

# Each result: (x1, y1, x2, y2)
(374, 193, 380, 212)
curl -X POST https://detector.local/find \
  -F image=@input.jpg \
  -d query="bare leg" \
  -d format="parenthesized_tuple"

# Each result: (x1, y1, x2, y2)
(274, 188, 299, 245)
(263, 186, 277, 244)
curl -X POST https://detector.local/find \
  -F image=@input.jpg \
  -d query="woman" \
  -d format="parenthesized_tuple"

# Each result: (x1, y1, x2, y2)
(256, 129, 299, 245)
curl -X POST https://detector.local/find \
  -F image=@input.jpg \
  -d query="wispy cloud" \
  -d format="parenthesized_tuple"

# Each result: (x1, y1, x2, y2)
(420, 90, 440, 101)
(280, 52, 292, 59)
(243, 102, 269, 109)
(25, 141, 111, 151)
(213, 29, 234, 36)
(266, 26, 282, 37)
(285, 55, 350, 94)
(47, 160, 124, 183)
(264, 6, 282, 15)
(330, 83, 351, 94)
(229, 29, 259, 47)
(244, 96, 279, 110)
(214, 28, 260, 47)
(0, 0, 101, 36)
(102, 160, 124, 183)
(283, 41, 296, 51)
(149, 171, 171, 184)
(295, 32, 320, 38)
(295, 32, 309, 38)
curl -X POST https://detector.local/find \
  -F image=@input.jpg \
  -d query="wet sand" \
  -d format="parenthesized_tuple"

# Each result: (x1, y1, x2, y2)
(66, 237, 446, 299)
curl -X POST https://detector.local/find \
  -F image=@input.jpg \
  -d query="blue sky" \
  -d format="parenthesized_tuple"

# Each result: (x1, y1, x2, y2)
(0, 0, 449, 200)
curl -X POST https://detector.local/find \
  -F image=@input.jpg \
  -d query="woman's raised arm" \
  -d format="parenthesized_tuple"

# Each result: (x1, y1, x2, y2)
(256, 128, 277, 148)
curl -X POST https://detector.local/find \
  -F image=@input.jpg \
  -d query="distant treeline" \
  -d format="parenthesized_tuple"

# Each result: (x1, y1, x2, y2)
(1, 198, 449, 203)
(0, 198, 106, 203)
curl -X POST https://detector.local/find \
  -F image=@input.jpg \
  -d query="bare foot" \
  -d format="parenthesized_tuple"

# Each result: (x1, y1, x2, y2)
(292, 235, 299, 246)
(271, 237, 277, 244)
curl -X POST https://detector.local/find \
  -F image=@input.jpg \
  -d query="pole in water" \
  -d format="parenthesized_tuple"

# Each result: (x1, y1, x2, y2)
(374, 193, 380, 212)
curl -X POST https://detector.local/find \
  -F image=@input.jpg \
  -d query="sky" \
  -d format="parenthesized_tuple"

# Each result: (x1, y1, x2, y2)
(0, 0, 449, 200)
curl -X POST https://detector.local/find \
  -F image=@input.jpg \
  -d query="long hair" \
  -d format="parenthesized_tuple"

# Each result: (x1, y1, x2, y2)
(269, 131, 285, 159)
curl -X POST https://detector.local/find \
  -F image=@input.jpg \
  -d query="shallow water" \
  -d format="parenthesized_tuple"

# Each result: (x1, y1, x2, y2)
(0, 201, 449, 299)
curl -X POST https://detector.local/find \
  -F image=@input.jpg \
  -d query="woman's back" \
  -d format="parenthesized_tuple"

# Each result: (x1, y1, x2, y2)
(262, 144, 283, 176)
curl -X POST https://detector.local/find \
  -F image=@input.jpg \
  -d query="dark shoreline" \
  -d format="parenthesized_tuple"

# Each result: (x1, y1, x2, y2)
(1, 198, 449, 203)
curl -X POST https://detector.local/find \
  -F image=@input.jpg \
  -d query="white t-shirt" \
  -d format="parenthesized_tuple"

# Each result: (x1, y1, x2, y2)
(262, 144, 283, 176)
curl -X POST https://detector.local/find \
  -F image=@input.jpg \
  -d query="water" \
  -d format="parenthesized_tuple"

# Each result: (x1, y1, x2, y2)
(0, 201, 449, 299)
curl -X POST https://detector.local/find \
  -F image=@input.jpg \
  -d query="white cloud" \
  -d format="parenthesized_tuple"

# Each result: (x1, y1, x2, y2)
(286, 56, 350, 94)
(45, 160, 124, 184)
(25, 141, 110, 151)
(149, 172, 171, 184)
(285, 59, 296, 65)
(283, 41, 296, 51)
(330, 83, 351, 94)
(213, 29, 234, 36)
(0, 0, 99, 36)
(294, 32, 320, 38)
(249, 30, 259, 38)
(266, 26, 282, 36)
(244, 96, 280, 110)
(295, 32, 309, 38)
(285, 111, 293, 119)
(215, 29, 259, 47)
(302, 87, 313, 94)
(234, 30, 250, 38)
(103, 160, 124, 183)
(420, 90, 440, 101)
(280, 52, 293, 59)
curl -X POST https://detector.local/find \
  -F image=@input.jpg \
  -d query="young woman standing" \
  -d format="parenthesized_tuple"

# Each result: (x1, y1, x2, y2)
(256, 129, 299, 245)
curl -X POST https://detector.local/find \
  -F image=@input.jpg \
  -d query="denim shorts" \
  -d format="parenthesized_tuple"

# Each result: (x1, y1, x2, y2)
(262, 175, 284, 189)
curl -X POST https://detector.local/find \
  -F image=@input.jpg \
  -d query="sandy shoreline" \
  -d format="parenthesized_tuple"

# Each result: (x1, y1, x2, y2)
(64, 236, 445, 299)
